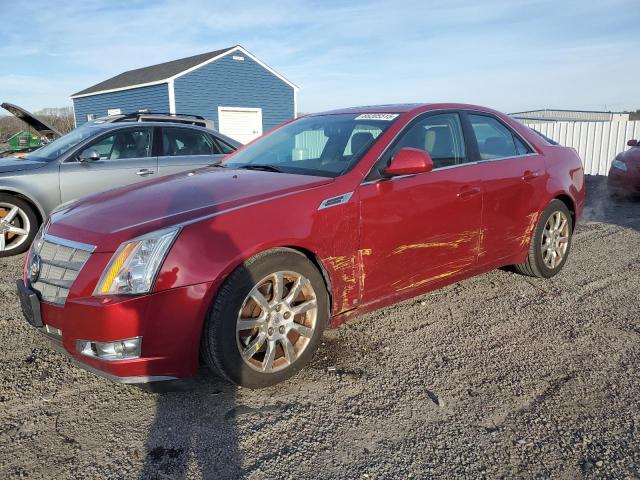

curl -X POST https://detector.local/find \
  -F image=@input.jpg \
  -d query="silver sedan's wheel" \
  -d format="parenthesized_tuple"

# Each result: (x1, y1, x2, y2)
(0, 202, 32, 253)
(237, 271, 318, 373)
(541, 211, 570, 269)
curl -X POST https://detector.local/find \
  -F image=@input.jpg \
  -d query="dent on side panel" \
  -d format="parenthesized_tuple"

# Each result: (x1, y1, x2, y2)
(385, 230, 479, 290)
(316, 197, 361, 315)
(391, 230, 478, 255)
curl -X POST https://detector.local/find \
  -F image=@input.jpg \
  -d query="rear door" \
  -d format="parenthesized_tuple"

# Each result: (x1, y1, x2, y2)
(59, 127, 157, 202)
(358, 112, 484, 305)
(157, 126, 226, 176)
(464, 112, 547, 263)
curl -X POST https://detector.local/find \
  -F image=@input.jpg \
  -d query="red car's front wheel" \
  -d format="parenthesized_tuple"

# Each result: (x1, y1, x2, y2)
(201, 248, 329, 388)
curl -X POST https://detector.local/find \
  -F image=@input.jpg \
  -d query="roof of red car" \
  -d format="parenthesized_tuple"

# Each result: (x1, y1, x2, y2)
(311, 103, 500, 116)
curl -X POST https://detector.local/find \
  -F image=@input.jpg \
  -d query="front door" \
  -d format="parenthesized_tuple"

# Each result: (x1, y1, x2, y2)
(157, 126, 225, 176)
(218, 107, 262, 144)
(59, 127, 157, 202)
(359, 112, 483, 305)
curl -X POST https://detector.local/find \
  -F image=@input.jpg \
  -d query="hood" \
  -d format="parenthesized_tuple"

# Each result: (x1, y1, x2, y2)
(620, 146, 640, 163)
(49, 167, 333, 251)
(1, 102, 61, 138)
(0, 156, 48, 174)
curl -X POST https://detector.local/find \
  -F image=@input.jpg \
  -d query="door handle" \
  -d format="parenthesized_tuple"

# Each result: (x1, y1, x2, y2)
(457, 186, 481, 199)
(136, 169, 155, 177)
(522, 170, 542, 181)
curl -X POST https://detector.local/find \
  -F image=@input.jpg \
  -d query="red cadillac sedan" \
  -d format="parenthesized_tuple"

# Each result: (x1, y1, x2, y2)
(17, 104, 585, 388)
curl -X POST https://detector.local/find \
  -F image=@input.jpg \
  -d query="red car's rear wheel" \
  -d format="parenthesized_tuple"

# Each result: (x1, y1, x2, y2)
(514, 199, 573, 278)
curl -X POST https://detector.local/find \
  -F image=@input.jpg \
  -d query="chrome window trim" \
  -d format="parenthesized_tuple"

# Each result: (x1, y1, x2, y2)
(476, 152, 540, 163)
(361, 108, 540, 185)
(43, 234, 96, 253)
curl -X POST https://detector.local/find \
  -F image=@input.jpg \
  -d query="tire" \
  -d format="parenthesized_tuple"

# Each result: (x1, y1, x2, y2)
(514, 199, 573, 278)
(201, 248, 329, 388)
(0, 194, 39, 258)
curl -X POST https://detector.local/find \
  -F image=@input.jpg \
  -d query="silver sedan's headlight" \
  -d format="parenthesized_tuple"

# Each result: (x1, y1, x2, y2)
(94, 226, 181, 296)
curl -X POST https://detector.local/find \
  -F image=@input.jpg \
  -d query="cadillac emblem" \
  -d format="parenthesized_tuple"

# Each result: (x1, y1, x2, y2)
(30, 254, 41, 283)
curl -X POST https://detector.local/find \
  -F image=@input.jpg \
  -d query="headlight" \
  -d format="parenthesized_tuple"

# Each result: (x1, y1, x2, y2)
(94, 226, 180, 296)
(611, 159, 627, 172)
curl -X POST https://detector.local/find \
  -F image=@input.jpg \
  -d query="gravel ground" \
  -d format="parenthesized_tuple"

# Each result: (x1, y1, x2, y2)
(1, 176, 639, 479)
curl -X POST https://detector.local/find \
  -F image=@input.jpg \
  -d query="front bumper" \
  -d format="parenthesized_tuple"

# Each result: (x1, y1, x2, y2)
(608, 169, 640, 195)
(17, 279, 213, 383)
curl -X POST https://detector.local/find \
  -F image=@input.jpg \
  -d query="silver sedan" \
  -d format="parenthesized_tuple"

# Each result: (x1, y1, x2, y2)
(0, 121, 240, 256)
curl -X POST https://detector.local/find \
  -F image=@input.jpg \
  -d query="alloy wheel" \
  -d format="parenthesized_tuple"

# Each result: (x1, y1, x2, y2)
(0, 202, 31, 252)
(541, 211, 569, 269)
(236, 271, 318, 373)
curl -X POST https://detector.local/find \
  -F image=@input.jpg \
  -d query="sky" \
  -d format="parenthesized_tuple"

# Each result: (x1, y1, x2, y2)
(0, 0, 638, 115)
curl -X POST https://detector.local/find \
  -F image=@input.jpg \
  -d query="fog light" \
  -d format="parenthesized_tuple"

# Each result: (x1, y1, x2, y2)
(76, 337, 142, 361)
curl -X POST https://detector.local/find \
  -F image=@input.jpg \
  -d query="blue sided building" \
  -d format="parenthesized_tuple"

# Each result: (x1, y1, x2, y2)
(71, 46, 298, 144)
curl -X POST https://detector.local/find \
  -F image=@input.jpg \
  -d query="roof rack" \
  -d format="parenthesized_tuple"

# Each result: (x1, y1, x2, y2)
(114, 111, 207, 121)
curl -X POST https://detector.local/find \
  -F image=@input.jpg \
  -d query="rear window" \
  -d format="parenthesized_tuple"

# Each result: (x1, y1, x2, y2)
(530, 128, 558, 145)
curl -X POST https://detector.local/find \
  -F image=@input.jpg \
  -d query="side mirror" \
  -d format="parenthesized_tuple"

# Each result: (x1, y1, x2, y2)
(628, 139, 638, 147)
(383, 147, 434, 177)
(79, 150, 100, 163)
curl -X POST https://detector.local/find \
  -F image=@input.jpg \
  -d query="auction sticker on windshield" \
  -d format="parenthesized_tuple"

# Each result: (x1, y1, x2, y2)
(354, 113, 399, 121)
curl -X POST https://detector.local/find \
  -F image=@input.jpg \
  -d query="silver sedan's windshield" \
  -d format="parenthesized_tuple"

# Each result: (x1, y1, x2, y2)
(224, 113, 400, 177)
(26, 125, 99, 161)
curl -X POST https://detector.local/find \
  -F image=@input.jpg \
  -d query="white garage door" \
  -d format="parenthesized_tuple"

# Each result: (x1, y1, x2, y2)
(218, 107, 263, 144)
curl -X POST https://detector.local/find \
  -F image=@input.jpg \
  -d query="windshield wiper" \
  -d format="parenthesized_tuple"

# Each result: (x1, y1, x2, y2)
(236, 164, 284, 173)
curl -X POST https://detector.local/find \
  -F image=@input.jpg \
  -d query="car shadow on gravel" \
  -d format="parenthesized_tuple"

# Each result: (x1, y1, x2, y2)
(134, 172, 244, 479)
(582, 175, 640, 232)
(138, 375, 242, 478)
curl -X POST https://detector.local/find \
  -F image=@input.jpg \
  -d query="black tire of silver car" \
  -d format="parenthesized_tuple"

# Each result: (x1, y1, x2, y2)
(514, 199, 573, 278)
(201, 248, 329, 388)
(0, 194, 38, 257)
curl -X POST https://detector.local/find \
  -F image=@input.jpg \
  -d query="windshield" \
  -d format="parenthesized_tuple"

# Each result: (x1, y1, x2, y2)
(26, 125, 99, 161)
(223, 113, 400, 177)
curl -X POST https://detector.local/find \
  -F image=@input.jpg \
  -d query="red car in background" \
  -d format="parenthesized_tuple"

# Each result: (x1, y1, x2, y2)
(17, 103, 585, 388)
(608, 139, 640, 197)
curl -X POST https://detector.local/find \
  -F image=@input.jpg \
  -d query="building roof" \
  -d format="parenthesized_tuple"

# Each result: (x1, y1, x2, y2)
(71, 46, 238, 97)
(510, 109, 629, 122)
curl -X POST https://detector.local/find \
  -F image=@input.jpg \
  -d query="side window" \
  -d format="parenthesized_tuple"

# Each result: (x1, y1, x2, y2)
(162, 128, 218, 157)
(468, 114, 530, 160)
(80, 128, 152, 160)
(214, 137, 236, 154)
(391, 113, 466, 169)
(514, 135, 532, 155)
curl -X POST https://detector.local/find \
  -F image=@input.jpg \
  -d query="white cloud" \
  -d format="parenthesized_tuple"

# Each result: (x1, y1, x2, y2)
(0, 0, 638, 113)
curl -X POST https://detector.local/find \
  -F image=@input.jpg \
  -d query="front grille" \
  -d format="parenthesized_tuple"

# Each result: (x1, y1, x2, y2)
(30, 235, 94, 305)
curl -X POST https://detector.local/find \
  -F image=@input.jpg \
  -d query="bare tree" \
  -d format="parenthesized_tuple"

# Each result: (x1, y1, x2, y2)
(0, 106, 75, 144)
